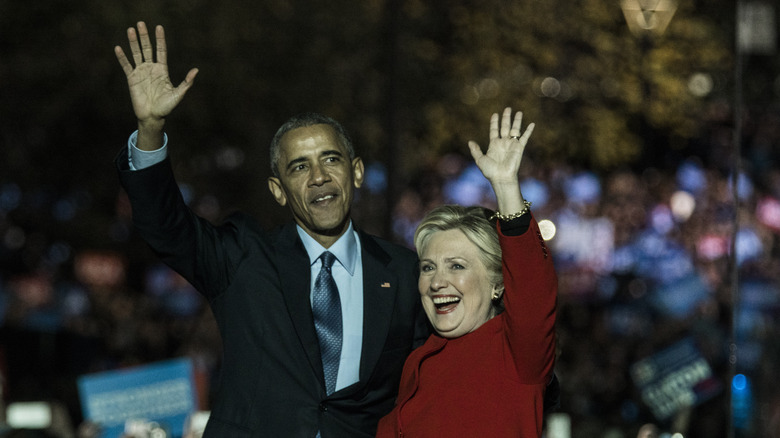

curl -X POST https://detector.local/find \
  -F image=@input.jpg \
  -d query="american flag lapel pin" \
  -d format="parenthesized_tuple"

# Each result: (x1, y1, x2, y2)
(381, 282, 391, 288)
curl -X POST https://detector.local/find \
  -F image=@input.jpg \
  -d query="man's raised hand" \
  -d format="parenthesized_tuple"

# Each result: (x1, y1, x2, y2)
(114, 22, 198, 134)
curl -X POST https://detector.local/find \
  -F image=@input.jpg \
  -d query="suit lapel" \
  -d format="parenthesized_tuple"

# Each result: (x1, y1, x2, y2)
(357, 232, 398, 384)
(274, 226, 401, 395)
(275, 224, 324, 383)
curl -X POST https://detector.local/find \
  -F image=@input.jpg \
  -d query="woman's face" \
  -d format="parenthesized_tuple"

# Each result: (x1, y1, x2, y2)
(418, 228, 496, 338)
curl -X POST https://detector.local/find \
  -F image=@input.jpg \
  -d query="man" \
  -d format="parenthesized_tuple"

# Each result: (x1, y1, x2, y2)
(114, 22, 428, 437)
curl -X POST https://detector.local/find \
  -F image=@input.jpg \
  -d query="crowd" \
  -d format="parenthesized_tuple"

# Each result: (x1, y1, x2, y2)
(0, 188, 220, 436)
(1, 107, 779, 437)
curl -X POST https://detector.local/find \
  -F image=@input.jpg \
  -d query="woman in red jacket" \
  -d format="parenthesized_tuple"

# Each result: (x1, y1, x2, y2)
(376, 107, 557, 438)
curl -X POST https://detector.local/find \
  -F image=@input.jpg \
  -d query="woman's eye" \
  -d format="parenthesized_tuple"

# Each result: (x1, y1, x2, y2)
(451, 263, 464, 270)
(420, 264, 434, 273)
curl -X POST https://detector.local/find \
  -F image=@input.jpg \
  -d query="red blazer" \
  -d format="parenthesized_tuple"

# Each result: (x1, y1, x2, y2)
(376, 217, 557, 438)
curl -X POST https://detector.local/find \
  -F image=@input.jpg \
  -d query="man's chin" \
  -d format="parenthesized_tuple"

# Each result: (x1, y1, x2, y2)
(318, 213, 352, 234)
(305, 218, 351, 237)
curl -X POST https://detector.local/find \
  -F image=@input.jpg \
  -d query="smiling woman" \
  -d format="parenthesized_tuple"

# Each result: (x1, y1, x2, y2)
(415, 208, 503, 338)
(376, 108, 558, 438)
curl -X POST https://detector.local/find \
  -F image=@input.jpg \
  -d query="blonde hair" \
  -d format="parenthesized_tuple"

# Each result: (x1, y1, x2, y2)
(414, 205, 504, 310)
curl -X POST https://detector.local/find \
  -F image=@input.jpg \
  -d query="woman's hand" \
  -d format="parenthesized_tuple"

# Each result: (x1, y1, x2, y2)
(468, 107, 535, 215)
(468, 107, 534, 185)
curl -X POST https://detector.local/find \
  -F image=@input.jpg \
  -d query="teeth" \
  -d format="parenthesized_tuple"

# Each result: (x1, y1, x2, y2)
(432, 296, 460, 305)
(315, 195, 335, 202)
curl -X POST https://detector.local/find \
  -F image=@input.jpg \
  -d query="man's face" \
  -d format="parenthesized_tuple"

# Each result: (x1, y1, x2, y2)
(268, 124, 364, 247)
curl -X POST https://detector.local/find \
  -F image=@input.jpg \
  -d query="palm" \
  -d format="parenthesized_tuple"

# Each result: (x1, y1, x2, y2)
(477, 138, 524, 181)
(126, 62, 180, 121)
(469, 109, 534, 184)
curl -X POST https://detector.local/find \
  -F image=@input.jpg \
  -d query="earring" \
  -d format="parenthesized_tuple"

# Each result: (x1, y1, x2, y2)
(491, 285, 505, 300)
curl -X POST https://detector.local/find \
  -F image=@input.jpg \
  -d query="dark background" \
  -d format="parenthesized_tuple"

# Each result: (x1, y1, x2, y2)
(1, 0, 779, 436)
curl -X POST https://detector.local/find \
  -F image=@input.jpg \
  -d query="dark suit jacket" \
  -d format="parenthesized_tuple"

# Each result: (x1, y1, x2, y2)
(116, 155, 428, 437)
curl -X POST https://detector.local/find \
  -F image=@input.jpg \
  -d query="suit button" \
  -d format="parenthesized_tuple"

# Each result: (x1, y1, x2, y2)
(319, 404, 328, 412)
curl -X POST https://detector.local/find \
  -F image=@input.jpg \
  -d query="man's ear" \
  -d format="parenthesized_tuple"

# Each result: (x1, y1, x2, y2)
(268, 177, 287, 206)
(352, 157, 365, 189)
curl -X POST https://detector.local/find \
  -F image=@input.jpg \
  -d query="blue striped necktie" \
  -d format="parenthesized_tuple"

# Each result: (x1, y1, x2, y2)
(312, 251, 342, 395)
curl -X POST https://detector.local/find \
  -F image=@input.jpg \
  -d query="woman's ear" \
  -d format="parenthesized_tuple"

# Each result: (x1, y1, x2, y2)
(491, 285, 505, 301)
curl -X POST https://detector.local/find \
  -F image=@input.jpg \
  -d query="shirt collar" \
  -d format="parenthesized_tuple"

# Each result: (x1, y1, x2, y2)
(296, 222, 358, 276)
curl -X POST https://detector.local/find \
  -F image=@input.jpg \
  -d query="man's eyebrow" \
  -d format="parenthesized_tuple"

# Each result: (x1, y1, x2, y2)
(284, 150, 345, 171)
(320, 149, 345, 158)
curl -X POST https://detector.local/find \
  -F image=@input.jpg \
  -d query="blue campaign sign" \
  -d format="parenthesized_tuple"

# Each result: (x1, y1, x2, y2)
(78, 358, 197, 438)
(630, 338, 722, 421)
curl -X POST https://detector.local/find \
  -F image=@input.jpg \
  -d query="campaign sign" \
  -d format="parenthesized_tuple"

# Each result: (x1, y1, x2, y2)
(78, 358, 197, 438)
(630, 338, 721, 421)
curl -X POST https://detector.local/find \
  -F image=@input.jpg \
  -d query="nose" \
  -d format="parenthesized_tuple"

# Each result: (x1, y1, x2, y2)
(429, 270, 448, 291)
(308, 163, 331, 186)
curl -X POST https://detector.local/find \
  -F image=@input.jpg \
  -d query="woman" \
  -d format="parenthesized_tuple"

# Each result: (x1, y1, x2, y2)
(376, 108, 557, 437)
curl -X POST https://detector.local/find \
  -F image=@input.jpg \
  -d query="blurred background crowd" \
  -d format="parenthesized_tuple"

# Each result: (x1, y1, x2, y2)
(1, 0, 778, 437)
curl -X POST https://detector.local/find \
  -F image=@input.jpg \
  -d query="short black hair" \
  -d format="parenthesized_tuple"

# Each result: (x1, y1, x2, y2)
(269, 112, 355, 177)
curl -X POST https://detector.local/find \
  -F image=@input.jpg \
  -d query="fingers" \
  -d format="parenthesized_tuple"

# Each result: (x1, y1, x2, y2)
(519, 122, 535, 144)
(169, 68, 200, 106)
(500, 107, 512, 138)
(127, 26, 142, 66)
(489, 112, 500, 140)
(510, 111, 523, 138)
(137, 22, 154, 63)
(494, 107, 532, 139)
(125, 22, 153, 67)
(114, 46, 133, 76)
(184, 68, 199, 84)
(118, 22, 173, 77)
(504, 107, 535, 143)
(155, 25, 168, 66)
(176, 68, 200, 93)
(467, 141, 483, 162)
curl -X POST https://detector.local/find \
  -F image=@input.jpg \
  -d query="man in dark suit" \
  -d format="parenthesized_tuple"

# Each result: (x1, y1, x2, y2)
(114, 22, 428, 437)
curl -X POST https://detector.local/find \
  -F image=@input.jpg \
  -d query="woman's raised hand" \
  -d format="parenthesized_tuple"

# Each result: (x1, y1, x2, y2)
(468, 107, 534, 185)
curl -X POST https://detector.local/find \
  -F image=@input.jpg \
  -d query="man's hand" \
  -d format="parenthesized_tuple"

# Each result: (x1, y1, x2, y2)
(114, 21, 198, 150)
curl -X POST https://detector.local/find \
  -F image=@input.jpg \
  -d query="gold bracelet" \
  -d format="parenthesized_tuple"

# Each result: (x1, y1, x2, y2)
(489, 200, 532, 222)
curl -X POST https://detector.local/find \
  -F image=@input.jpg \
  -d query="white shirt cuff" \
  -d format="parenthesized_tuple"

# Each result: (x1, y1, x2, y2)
(127, 130, 168, 170)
